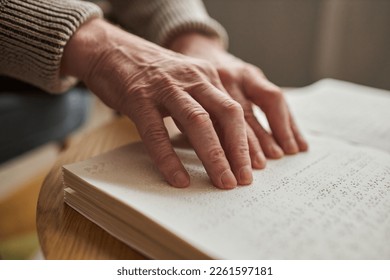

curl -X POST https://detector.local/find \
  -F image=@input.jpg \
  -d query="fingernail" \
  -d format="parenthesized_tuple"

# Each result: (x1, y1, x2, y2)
(239, 165, 253, 185)
(221, 170, 237, 189)
(298, 138, 309, 151)
(284, 139, 299, 154)
(173, 170, 189, 188)
(254, 152, 266, 169)
(271, 145, 284, 158)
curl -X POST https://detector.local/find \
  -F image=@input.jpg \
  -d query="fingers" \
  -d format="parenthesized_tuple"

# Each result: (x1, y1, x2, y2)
(221, 82, 268, 168)
(245, 113, 284, 159)
(163, 85, 252, 188)
(191, 83, 253, 186)
(130, 105, 190, 188)
(245, 124, 267, 169)
(289, 113, 309, 151)
(264, 98, 299, 155)
(163, 90, 236, 189)
(243, 69, 308, 154)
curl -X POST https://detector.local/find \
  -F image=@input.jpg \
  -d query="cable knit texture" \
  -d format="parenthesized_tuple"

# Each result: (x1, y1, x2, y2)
(0, 0, 102, 93)
(0, 0, 227, 93)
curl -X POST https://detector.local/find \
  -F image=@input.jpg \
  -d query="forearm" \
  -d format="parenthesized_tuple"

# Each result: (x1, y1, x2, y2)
(0, 0, 102, 93)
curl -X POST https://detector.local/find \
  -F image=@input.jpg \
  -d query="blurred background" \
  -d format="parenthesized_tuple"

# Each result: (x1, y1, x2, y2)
(204, 0, 390, 90)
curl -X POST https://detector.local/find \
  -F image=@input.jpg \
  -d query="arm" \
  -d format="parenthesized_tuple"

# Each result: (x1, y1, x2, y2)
(0, 0, 250, 189)
(0, 0, 102, 93)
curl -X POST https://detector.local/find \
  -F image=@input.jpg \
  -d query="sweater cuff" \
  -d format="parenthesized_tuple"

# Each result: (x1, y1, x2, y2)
(147, 0, 228, 48)
(0, 0, 102, 93)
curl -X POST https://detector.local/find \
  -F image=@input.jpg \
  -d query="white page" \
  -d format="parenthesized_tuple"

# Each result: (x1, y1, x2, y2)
(285, 79, 390, 152)
(64, 135, 390, 259)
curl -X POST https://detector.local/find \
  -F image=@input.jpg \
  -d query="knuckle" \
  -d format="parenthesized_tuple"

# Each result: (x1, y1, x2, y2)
(179, 63, 203, 80)
(140, 123, 178, 167)
(221, 99, 244, 117)
(101, 79, 142, 113)
(187, 81, 213, 94)
(229, 146, 250, 164)
(218, 68, 237, 84)
(184, 108, 211, 126)
(156, 74, 181, 97)
(202, 61, 218, 75)
(159, 86, 184, 106)
(267, 87, 285, 103)
(238, 145, 250, 155)
(141, 122, 166, 143)
(127, 98, 153, 120)
(243, 108, 256, 121)
(154, 151, 177, 168)
(191, 59, 219, 79)
(121, 81, 157, 114)
(247, 64, 265, 77)
(226, 136, 249, 158)
(218, 67, 234, 78)
(129, 85, 151, 103)
(160, 74, 178, 88)
(208, 147, 226, 164)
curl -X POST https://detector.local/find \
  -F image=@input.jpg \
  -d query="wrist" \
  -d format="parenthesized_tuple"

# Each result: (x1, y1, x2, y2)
(60, 18, 113, 80)
(168, 32, 224, 55)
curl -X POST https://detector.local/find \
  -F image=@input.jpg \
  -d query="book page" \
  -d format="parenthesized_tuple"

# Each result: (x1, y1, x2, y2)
(285, 79, 390, 152)
(64, 135, 390, 259)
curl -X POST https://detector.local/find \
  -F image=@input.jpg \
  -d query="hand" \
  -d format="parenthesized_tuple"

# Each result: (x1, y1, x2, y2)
(169, 33, 309, 166)
(61, 19, 253, 189)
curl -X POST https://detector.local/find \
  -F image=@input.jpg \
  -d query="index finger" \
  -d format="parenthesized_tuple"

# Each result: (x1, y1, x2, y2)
(187, 82, 252, 186)
(162, 87, 240, 189)
(130, 104, 190, 188)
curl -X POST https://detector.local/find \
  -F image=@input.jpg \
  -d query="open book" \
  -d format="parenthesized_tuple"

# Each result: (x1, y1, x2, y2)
(63, 79, 390, 259)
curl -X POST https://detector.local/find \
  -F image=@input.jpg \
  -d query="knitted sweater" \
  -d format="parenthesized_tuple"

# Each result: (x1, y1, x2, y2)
(0, 0, 227, 93)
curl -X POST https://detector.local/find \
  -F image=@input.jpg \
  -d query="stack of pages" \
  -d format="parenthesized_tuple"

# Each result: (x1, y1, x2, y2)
(63, 79, 390, 259)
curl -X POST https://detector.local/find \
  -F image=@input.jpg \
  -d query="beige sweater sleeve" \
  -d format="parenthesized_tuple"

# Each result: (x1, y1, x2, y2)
(109, 0, 228, 48)
(0, 0, 102, 93)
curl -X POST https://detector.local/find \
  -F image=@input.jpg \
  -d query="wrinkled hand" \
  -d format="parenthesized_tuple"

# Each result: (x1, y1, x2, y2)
(61, 19, 253, 189)
(169, 33, 308, 166)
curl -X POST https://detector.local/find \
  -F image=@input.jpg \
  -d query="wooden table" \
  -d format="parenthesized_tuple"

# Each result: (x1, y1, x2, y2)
(37, 117, 149, 259)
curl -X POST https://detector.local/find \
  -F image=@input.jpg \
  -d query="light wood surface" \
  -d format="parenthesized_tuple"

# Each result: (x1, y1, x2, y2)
(37, 117, 148, 259)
